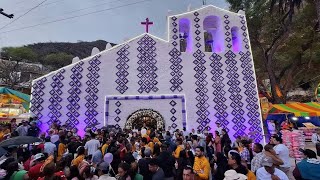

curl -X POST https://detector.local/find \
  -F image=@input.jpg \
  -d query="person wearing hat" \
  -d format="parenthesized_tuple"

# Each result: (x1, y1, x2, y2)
(293, 149, 320, 180)
(256, 156, 288, 180)
(28, 153, 46, 180)
(97, 162, 116, 180)
(223, 170, 247, 180)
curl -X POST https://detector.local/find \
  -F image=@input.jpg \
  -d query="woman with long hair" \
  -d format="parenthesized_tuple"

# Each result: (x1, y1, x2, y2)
(220, 129, 231, 151)
(213, 152, 228, 180)
(214, 131, 222, 154)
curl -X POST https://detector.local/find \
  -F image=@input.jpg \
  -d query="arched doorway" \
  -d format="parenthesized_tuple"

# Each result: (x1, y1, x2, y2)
(125, 109, 165, 130)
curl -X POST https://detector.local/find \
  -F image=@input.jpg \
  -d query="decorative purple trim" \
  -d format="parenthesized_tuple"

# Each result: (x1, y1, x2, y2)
(105, 95, 187, 129)
(239, 15, 263, 142)
(66, 61, 84, 130)
(47, 69, 65, 126)
(30, 77, 47, 121)
(84, 55, 101, 131)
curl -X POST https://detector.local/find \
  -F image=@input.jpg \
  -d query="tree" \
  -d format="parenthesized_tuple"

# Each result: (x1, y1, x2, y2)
(226, 0, 320, 103)
(1, 47, 37, 62)
(43, 53, 73, 70)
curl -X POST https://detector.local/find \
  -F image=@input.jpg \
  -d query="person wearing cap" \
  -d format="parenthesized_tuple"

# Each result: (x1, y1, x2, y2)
(193, 146, 210, 180)
(97, 162, 116, 180)
(149, 158, 165, 180)
(138, 147, 153, 180)
(256, 156, 288, 180)
(28, 153, 46, 180)
(270, 135, 290, 175)
(27, 121, 40, 137)
(16, 120, 29, 136)
(293, 149, 320, 180)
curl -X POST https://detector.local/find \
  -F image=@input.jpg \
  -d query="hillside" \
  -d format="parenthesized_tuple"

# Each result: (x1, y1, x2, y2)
(26, 40, 116, 59)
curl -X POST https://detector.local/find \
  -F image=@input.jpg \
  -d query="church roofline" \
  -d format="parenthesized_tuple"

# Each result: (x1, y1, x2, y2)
(168, 5, 244, 18)
(32, 5, 245, 83)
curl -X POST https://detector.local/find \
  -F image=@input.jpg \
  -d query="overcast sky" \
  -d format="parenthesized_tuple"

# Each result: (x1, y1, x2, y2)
(0, 0, 228, 48)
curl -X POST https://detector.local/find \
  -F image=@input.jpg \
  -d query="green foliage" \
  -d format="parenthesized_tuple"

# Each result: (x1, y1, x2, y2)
(228, 0, 320, 102)
(1, 47, 37, 62)
(43, 53, 73, 69)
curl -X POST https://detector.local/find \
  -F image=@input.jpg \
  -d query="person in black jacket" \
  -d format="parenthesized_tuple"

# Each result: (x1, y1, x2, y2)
(221, 129, 231, 152)
(27, 121, 40, 137)
(157, 144, 175, 180)
(213, 152, 228, 180)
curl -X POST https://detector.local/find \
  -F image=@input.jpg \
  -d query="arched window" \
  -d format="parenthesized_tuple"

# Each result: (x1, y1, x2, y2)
(231, 26, 241, 52)
(179, 18, 192, 52)
(203, 16, 224, 53)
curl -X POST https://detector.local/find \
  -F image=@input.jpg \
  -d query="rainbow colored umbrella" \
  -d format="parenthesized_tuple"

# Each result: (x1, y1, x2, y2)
(270, 102, 320, 117)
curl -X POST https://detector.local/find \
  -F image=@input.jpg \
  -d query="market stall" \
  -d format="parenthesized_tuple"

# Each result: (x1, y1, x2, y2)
(0, 87, 30, 123)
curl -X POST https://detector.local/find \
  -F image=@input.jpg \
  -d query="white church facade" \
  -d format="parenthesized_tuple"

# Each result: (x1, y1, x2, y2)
(30, 5, 264, 142)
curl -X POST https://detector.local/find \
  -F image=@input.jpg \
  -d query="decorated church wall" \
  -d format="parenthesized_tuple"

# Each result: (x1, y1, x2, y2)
(30, 5, 264, 142)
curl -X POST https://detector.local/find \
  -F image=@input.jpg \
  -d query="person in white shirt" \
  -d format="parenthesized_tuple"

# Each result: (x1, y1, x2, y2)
(270, 135, 290, 175)
(85, 134, 101, 155)
(215, 122, 222, 135)
(311, 128, 320, 156)
(256, 156, 289, 180)
(44, 137, 57, 156)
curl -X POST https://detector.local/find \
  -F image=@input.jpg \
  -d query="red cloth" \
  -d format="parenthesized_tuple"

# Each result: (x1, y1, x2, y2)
(28, 162, 44, 180)
(24, 157, 31, 171)
(37, 143, 44, 151)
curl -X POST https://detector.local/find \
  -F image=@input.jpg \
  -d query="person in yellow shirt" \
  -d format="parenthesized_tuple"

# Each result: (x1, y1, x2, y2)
(193, 146, 210, 180)
(101, 138, 111, 156)
(57, 136, 67, 162)
(173, 138, 184, 159)
(71, 146, 85, 167)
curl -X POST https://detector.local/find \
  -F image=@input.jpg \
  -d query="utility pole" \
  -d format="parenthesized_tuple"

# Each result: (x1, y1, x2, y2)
(0, 8, 14, 19)
(202, 0, 207, 5)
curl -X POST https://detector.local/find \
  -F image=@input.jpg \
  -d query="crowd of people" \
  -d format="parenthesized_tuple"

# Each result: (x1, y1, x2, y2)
(0, 119, 319, 180)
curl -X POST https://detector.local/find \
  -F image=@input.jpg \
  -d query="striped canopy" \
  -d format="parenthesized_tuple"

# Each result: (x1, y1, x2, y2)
(270, 102, 320, 117)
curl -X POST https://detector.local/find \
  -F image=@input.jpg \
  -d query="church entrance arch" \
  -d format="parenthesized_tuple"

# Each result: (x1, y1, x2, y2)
(125, 109, 165, 130)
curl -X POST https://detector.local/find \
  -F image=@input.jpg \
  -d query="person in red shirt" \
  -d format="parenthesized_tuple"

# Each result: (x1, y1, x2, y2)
(28, 153, 46, 180)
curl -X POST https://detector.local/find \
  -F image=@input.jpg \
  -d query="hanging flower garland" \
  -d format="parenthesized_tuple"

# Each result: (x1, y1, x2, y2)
(125, 109, 165, 130)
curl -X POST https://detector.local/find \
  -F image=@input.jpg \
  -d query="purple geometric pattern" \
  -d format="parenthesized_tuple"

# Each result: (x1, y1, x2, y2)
(137, 35, 158, 93)
(193, 11, 210, 131)
(105, 95, 187, 129)
(116, 45, 130, 94)
(169, 16, 183, 92)
(84, 55, 101, 130)
(114, 101, 122, 122)
(239, 15, 263, 142)
(66, 61, 84, 130)
(169, 100, 177, 129)
(210, 53, 229, 131)
(48, 69, 65, 126)
(224, 14, 245, 138)
(30, 77, 47, 120)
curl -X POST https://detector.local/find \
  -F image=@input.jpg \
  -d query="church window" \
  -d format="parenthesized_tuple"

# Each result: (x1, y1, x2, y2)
(231, 26, 241, 52)
(203, 16, 224, 53)
(179, 18, 192, 52)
